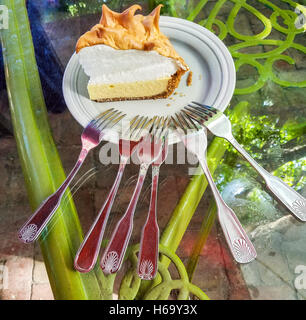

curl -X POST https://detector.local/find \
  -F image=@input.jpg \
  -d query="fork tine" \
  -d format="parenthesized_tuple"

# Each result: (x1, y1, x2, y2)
(91, 108, 114, 127)
(132, 116, 145, 131)
(95, 109, 118, 128)
(129, 116, 140, 130)
(193, 106, 216, 118)
(147, 117, 157, 142)
(133, 116, 152, 141)
(174, 113, 188, 134)
(121, 115, 141, 140)
(158, 116, 171, 140)
(152, 117, 162, 142)
(138, 116, 149, 134)
(185, 106, 209, 120)
(142, 118, 153, 141)
(143, 117, 155, 133)
(94, 110, 120, 130)
(180, 111, 199, 131)
(128, 116, 142, 137)
(187, 104, 211, 117)
(157, 116, 170, 142)
(101, 111, 126, 131)
(191, 101, 218, 114)
(189, 103, 217, 118)
(155, 117, 165, 139)
(188, 104, 209, 113)
(177, 112, 194, 131)
(171, 115, 183, 133)
(183, 108, 205, 125)
(151, 117, 162, 138)
(128, 115, 144, 137)
(136, 116, 155, 140)
(149, 117, 159, 134)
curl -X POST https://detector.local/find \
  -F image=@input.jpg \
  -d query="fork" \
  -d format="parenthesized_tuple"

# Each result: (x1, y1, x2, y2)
(101, 127, 164, 274)
(18, 109, 125, 243)
(172, 113, 257, 263)
(137, 122, 169, 280)
(184, 102, 306, 222)
(74, 116, 153, 272)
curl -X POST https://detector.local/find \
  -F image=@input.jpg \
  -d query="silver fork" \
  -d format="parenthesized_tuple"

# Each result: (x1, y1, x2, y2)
(137, 118, 170, 280)
(18, 109, 125, 243)
(74, 116, 153, 272)
(184, 102, 306, 222)
(101, 125, 164, 274)
(172, 113, 257, 263)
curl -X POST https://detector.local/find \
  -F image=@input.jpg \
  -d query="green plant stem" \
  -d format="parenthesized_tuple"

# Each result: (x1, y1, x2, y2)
(0, 0, 105, 300)
(137, 137, 227, 297)
(160, 102, 249, 260)
(159, 137, 227, 257)
(186, 202, 217, 281)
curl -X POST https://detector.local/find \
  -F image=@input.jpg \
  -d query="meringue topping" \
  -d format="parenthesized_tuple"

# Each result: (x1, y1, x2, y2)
(76, 4, 188, 70)
(78, 44, 182, 85)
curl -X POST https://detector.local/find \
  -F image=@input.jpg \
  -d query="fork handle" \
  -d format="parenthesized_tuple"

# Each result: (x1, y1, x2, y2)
(229, 137, 306, 221)
(18, 148, 88, 243)
(138, 166, 160, 280)
(100, 164, 149, 274)
(74, 159, 127, 273)
(198, 157, 257, 263)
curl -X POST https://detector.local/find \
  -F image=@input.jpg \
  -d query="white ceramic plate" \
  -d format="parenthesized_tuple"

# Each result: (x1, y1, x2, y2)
(63, 16, 236, 144)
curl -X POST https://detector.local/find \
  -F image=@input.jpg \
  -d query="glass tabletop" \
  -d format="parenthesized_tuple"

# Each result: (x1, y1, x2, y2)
(0, 0, 305, 300)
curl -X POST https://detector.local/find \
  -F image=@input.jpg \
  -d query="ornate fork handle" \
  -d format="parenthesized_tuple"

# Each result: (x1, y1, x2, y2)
(74, 158, 128, 272)
(197, 156, 257, 263)
(137, 165, 160, 280)
(18, 148, 89, 243)
(230, 137, 306, 222)
(101, 163, 150, 274)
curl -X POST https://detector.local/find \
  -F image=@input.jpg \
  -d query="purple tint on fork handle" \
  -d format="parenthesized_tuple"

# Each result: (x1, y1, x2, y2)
(18, 109, 125, 243)
(74, 139, 140, 273)
(18, 147, 91, 243)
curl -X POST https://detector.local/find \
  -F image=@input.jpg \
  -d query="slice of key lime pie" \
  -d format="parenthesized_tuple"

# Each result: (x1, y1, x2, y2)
(76, 4, 189, 102)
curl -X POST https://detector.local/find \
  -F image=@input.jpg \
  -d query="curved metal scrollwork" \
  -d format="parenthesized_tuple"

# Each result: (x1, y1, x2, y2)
(118, 244, 210, 300)
(194, 0, 306, 94)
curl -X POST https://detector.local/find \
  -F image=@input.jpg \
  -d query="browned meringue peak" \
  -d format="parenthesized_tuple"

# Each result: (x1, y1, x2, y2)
(76, 4, 188, 70)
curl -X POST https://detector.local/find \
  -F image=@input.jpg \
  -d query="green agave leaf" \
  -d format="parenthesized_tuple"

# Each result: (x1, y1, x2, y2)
(0, 0, 107, 300)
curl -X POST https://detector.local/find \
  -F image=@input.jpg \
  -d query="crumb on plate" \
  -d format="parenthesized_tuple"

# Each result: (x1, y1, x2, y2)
(187, 71, 193, 86)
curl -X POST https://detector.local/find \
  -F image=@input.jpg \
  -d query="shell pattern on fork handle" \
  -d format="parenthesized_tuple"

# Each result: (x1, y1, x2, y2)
(101, 163, 149, 274)
(19, 146, 90, 243)
(172, 111, 257, 264)
(100, 127, 166, 275)
(73, 115, 150, 273)
(74, 158, 127, 272)
(137, 135, 169, 280)
(18, 109, 125, 243)
(197, 156, 257, 263)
